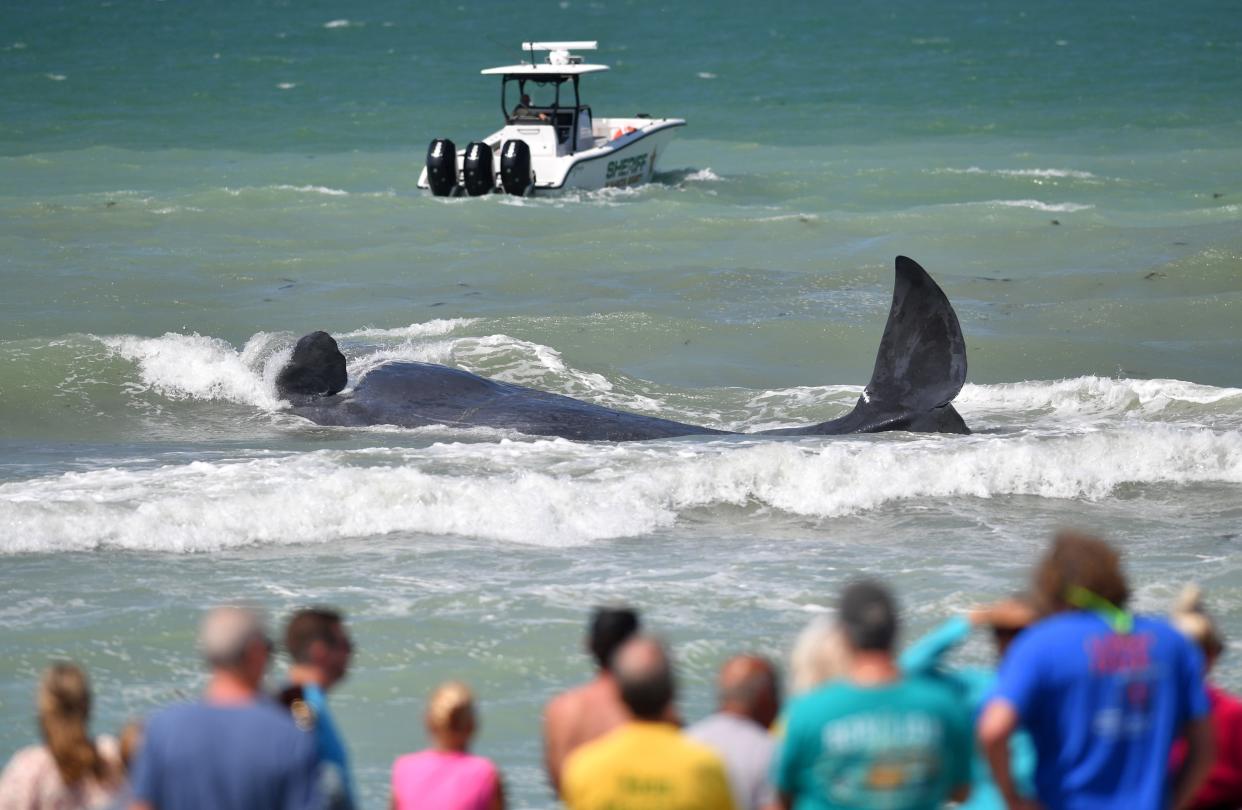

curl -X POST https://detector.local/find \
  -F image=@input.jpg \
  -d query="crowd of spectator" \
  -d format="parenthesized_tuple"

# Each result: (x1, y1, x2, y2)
(2, 530, 1239, 810)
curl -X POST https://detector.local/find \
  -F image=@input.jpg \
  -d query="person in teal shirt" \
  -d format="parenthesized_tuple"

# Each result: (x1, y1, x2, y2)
(898, 600, 1038, 810)
(282, 607, 357, 810)
(772, 580, 972, 810)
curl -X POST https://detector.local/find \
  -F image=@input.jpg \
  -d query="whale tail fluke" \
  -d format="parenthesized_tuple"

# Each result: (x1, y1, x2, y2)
(768, 256, 970, 435)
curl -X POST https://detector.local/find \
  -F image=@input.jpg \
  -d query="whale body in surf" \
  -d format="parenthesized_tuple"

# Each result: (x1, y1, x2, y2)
(276, 256, 970, 440)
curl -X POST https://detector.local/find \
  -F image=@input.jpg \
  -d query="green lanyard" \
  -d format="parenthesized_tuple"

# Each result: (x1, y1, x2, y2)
(1065, 585, 1133, 634)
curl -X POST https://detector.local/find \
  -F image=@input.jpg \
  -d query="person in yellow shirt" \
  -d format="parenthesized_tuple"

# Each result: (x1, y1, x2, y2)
(562, 636, 736, 810)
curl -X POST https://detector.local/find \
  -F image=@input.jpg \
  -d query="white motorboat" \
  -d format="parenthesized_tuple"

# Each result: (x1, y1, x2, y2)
(418, 41, 684, 196)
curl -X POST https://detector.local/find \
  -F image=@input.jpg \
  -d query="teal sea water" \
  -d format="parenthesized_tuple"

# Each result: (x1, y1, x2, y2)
(2, 1, 1241, 806)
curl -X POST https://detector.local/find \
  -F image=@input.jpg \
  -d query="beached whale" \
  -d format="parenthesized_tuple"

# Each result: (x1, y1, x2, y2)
(276, 256, 969, 440)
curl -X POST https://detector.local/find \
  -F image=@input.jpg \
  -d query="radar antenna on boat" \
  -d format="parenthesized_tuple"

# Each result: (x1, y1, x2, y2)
(521, 41, 598, 66)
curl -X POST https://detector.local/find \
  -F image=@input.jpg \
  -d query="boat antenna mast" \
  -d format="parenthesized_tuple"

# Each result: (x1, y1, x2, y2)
(520, 41, 598, 66)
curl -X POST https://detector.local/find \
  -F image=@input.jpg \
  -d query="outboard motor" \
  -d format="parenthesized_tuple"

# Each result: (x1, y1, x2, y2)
(500, 140, 533, 196)
(425, 138, 457, 197)
(461, 141, 494, 196)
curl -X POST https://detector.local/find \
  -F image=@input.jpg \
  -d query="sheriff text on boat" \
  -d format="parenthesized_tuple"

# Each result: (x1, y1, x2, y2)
(418, 41, 685, 197)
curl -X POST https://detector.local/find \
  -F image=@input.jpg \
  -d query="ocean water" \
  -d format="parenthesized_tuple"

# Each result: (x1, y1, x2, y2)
(2, 0, 1241, 806)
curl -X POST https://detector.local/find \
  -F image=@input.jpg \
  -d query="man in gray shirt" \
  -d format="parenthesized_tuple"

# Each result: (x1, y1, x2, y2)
(688, 655, 781, 810)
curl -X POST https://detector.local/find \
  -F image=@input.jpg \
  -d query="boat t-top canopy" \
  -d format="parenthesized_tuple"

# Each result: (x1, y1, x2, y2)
(481, 41, 609, 76)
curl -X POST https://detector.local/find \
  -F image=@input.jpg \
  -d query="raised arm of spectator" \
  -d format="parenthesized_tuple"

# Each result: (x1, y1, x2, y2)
(899, 614, 972, 675)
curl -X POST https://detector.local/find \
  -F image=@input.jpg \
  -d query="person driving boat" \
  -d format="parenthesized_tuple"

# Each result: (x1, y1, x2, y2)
(511, 94, 549, 121)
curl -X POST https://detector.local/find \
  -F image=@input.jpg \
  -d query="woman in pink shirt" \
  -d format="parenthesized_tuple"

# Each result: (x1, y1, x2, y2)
(391, 681, 504, 810)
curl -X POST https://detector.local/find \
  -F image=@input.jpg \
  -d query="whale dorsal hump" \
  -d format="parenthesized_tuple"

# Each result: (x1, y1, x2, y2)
(276, 331, 348, 398)
(862, 256, 967, 415)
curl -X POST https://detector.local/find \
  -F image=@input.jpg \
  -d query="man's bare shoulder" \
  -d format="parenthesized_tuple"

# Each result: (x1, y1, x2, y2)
(546, 680, 594, 718)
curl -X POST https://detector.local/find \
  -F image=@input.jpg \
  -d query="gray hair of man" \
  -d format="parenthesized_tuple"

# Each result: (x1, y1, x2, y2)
(198, 606, 271, 669)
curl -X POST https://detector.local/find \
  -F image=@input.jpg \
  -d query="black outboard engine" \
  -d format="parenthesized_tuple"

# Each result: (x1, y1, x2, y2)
(461, 141, 494, 196)
(499, 139, 533, 196)
(425, 138, 457, 197)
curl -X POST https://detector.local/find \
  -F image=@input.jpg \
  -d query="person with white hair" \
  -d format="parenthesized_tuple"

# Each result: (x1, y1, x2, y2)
(788, 615, 850, 696)
(129, 605, 320, 810)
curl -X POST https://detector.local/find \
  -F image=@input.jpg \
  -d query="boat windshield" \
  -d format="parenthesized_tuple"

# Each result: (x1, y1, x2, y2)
(502, 76, 581, 124)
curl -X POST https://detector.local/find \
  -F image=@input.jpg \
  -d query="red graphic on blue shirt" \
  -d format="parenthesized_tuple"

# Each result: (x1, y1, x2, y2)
(1087, 633, 1153, 675)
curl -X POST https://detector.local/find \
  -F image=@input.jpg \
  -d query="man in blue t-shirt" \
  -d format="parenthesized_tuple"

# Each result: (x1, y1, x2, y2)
(772, 580, 972, 810)
(282, 607, 357, 810)
(979, 532, 1214, 810)
(130, 606, 321, 810)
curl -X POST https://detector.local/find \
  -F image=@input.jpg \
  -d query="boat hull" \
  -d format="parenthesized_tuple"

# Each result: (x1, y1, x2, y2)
(417, 118, 684, 195)
(555, 121, 682, 191)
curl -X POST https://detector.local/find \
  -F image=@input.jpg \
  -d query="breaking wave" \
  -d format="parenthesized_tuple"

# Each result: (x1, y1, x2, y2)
(0, 324, 1231, 553)
(2, 424, 1239, 553)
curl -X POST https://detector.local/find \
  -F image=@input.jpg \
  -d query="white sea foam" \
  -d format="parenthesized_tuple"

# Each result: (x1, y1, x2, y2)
(276, 82, 298, 90)
(754, 213, 820, 223)
(338, 319, 478, 340)
(100, 332, 289, 409)
(937, 167, 1099, 180)
(979, 199, 1094, 212)
(46, 73, 67, 81)
(501, 185, 648, 208)
(98, 323, 494, 410)
(958, 377, 1242, 418)
(697, 72, 718, 79)
(273, 184, 349, 196)
(222, 185, 350, 197)
(345, 340, 458, 380)
(150, 206, 204, 215)
(2, 424, 1239, 553)
(323, 19, 353, 28)
(684, 168, 721, 182)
